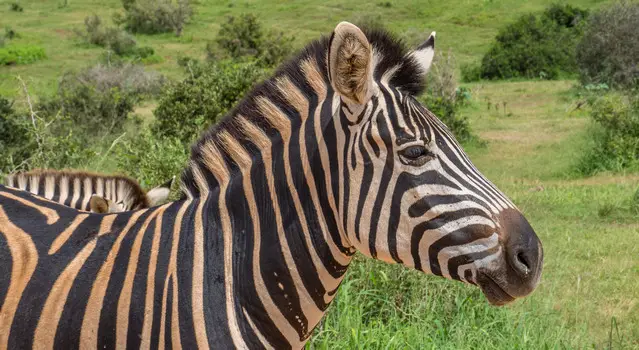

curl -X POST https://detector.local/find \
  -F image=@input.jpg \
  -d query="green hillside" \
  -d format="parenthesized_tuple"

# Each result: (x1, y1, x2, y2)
(1, 0, 638, 348)
(0, 0, 610, 97)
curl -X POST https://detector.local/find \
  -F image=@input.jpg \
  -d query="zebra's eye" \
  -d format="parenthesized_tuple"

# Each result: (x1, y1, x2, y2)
(398, 145, 433, 166)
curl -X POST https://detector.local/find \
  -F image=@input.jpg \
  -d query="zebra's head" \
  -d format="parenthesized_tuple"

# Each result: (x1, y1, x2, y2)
(329, 22, 543, 305)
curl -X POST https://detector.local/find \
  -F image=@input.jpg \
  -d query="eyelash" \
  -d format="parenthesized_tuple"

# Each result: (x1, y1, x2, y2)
(398, 144, 435, 166)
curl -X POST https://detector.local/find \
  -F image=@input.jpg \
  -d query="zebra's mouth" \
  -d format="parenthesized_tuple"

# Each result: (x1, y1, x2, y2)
(475, 273, 516, 306)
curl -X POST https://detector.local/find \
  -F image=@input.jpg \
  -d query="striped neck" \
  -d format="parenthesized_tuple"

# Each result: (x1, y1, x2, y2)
(182, 51, 356, 347)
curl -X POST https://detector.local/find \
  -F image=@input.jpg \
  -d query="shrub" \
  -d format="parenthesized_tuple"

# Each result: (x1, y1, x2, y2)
(578, 93, 639, 175)
(9, 2, 23, 12)
(0, 45, 46, 66)
(0, 97, 33, 172)
(113, 129, 187, 196)
(472, 4, 588, 81)
(576, 0, 639, 90)
(0, 93, 97, 173)
(421, 51, 473, 142)
(117, 0, 193, 36)
(153, 59, 265, 144)
(78, 15, 138, 56)
(41, 63, 165, 138)
(4, 27, 19, 40)
(209, 14, 294, 67)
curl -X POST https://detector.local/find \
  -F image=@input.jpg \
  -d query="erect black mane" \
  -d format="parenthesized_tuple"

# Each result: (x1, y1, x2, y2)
(180, 27, 425, 197)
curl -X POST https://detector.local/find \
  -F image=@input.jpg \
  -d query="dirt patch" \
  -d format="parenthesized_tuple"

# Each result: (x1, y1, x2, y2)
(54, 28, 73, 38)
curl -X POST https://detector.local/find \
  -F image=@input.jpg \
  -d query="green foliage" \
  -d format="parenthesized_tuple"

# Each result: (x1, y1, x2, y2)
(4, 27, 19, 40)
(41, 63, 164, 138)
(576, 0, 639, 90)
(578, 93, 639, 175)
(0, 45, 46, 66)
(78, 15, 142, 57)
(469, 4, 588, 81)
(9, 2, 23, 12)
(113, 129, 187, 196)
(421, 51, 473, 142)
(0, 97, 32, 172)
(116, 0, 193, 36)
(153, 59, 265, 144)
(209, 14, 294, 67)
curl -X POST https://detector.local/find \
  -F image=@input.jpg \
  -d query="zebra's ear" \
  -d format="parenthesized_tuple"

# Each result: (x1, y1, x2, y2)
(147, 186, 171, 206)
(328, 21, 373, 105)
(408, 31, 436, 76)
(89, 195, 109, 214)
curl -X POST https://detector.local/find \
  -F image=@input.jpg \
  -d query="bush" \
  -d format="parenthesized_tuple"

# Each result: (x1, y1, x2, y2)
(4, 27, 19, 40)
(0, 97, 33, 172)
(43, 63, 165, 138)
(9, 2, 23, 12)
(78, 15, 138, 56)
(421, 51, 473, 142)
(0, 45, 46, 66)
(470, 4, 588, 81)
(153, 59, 265, 144)
(576, 1, 639, 90)
(209, 14, 294, 67)
(578, 93, 639, 175)
(117, 0, 193, 36)
(113, 129, 187, 197)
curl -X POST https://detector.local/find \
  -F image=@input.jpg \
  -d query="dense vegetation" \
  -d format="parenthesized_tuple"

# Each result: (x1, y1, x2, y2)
(463, 4, 588, 81)
(1, 0, 638, 348)
(0, 45, 46, 66)
(576, 0, 639, 90)
(575, 1, 639, 175)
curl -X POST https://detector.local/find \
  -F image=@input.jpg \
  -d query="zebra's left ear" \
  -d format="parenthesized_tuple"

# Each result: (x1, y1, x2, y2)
(408, 32, 436, 76)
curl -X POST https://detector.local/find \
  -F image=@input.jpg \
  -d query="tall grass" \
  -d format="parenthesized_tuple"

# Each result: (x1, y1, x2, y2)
(309, 258, 580, 349)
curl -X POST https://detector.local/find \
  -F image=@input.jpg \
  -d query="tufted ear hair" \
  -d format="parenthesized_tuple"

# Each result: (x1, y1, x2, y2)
(328, 21, 374, 105)
(408, 31, 436, 76)
(90, 195, 110, 213)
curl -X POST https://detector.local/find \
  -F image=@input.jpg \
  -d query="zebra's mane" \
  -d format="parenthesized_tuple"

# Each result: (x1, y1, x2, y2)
(6, 169, 147, 200)
(181, 27, 424, 197)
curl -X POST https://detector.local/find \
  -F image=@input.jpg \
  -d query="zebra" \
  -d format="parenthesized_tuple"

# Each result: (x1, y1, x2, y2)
(0, 22, 542, 349)
(3, 169, 173, 213)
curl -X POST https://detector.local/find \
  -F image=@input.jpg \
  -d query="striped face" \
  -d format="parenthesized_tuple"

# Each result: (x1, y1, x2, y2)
(331, 23, 543, 305)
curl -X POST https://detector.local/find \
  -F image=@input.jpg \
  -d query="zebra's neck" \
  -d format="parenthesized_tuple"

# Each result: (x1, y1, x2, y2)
(182, 55, 356, 347)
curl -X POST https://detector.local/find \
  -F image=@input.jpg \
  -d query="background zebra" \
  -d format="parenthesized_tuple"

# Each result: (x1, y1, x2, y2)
(0, 22, 542, 349)
(4, 169, 173, 213)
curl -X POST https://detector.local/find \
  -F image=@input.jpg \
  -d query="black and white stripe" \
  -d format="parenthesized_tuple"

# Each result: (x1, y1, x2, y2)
(4, 169, 173, 213)
(0, 22, 542, 349)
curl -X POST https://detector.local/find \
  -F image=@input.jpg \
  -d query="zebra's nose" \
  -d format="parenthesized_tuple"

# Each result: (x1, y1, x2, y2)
(501, 209, 543, 283)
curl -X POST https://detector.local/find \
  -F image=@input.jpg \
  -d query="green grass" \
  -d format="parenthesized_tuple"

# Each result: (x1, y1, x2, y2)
(0, 0, 611, 97)
(2, 0, 638, 348)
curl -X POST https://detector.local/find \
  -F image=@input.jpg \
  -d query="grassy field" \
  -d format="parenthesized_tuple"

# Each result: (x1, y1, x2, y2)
(2, 0, 638, 348)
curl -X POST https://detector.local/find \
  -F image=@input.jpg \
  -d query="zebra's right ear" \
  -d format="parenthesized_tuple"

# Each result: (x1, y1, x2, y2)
(89, 195, 109, 214)
(408, 31, 436, 76)
(328, 22, 374, 105)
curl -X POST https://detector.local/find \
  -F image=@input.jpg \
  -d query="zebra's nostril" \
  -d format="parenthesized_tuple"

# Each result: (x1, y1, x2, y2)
(516, 251, 530, 275)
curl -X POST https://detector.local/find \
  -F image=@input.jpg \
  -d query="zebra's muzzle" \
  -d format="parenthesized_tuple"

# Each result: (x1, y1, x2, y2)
(476, 208, 543, 305)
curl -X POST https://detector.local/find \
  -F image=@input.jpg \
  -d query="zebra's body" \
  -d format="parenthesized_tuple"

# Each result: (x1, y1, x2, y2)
(0, 23, 542, 349)
(4, 169, 173, 213)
